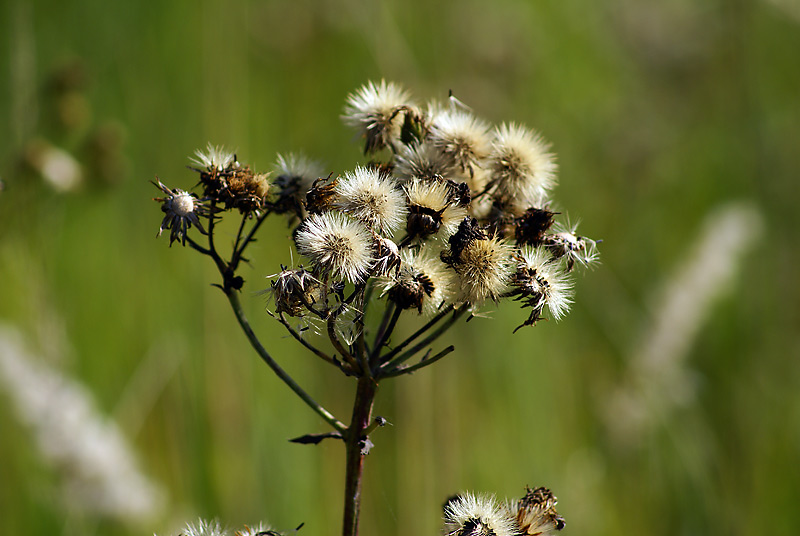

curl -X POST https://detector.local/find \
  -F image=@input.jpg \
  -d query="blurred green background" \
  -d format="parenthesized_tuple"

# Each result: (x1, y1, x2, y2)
(2, 0, 799, 535)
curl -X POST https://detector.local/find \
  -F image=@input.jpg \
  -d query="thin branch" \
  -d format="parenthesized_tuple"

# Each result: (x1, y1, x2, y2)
(377, 305, 454, 366)
(382, 345, 455, 378)
(226, 291, 346, 433)
(276, 312, 338, 367)
(378, 307, 465, 376)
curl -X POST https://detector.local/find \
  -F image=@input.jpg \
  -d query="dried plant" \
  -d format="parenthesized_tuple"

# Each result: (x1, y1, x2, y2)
(150, 81, 598, 536)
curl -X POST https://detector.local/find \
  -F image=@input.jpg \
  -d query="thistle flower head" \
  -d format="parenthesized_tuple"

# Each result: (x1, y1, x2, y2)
(442, 218, 513, 305)
(342, 80, 415, 154)
(272, 153, 323, 220)
(404, 179, 469, 240)
(443, 493, 518, 536)
(295, 212, 375, 283)
(511, 247, 574, 330)
(226, 170, 271, 215)
(515, 207, 557, 246)
(512, 487, 565, 536)
(380, 246, 455, 315)
(179, 519, 227, 536)
(487, 123, 557, 206)
(334, 166, 407, 236)
(152, 179, 212, 246)
(372, 236, 401, 277)
(428, 108, 491, 176)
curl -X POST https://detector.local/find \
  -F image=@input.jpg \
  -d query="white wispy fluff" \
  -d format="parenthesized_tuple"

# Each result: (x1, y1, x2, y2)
(191, 143, 237, 171)
(334, 166, 407, 236)
(444, 492, 518, 536)
(0, 324, 164, 520)
(487, 123, 557, 205)
(605, 202, 765, 445)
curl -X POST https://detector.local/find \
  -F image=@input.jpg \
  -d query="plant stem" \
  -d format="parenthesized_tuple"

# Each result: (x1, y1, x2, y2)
(342, 375, 378, 536)
(226, 291, 346, 434)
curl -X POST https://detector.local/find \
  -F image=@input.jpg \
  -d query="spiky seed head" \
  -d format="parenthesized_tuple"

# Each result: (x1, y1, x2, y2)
(272, 153, 324, 219)
(380, 246, 455, 315)
(191, 144, 237, 172)
(334, 166, 407, 236)
(404, 179, 468, 239)
(487, 123, 557, 206)
(178, 518, 228, 536)
(152, 179, 211, 246)
(394, 142, 454, 182)
(441, 218, 513, 305)
(305, 175, 339, 215)
(295, 212, 375, 283)
(443, 493, 518, 536)
(513, 487, 565, 535)
(428, 108, 491, 176)
(511, 247, 574, 330)
(342, 80, 416, 154)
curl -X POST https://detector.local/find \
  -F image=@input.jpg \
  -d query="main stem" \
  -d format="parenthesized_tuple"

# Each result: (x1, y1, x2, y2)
(342, 376, 378, 536)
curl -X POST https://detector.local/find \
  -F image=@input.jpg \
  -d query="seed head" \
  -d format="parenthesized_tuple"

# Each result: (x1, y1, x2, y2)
(511, 247, 574, 330)
(512, 487, 565, 536)
(152, 179, 212, 246)
(342, 80, 415, 154)
(404, 179, 468, 240)
(428, 108, 491, 177)
(268, 267, 321, 317)
(272, 153, 323, 220)
(442, 218, 513, 305)
(380, 246, 455, 315)
(443, 493, 518, 536)
(295, 212, 375, 283)
(335, 166, 407, 236)
(394, 142, 453, 182)
(487, 123, 557, 206)
(545, 221, 599, 271)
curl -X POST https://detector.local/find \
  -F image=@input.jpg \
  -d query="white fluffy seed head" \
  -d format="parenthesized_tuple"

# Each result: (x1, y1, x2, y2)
(342, 80, 415, 153)
(443, 493, 518, 536)
(488, 123, 557, 206)
(335, 166, 407, 236)
(515, 246, 574, 321)
(428, 108, 492, 175)
(394, 142, 454, 181)
(295, 212, 375, 283)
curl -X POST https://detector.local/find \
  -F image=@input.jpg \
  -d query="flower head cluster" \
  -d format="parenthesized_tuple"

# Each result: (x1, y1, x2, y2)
(153, 81, 598, 333)
(444, 487, 564, 536)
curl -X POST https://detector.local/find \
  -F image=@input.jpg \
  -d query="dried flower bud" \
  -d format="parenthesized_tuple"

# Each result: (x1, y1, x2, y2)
(372, 236, 401, 277)
(305, 175, 339, 215)
(152, 179, 214, 246)
(404, 179, 468, 240)
(381, 246, 454, 315)
(515, 207, 557, 246)
(268, 267, 321, 317)
(513, 487, 565, 535)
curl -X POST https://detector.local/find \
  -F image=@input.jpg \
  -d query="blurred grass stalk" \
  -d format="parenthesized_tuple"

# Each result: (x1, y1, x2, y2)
(606, 201, 764, 445)
(0, 323, 165, 523)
